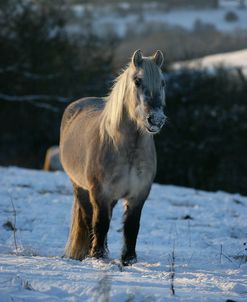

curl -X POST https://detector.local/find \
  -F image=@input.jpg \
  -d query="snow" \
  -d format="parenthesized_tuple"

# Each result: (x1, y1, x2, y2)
(143, 8, 247, 32)
(0, 166, 247, 301)
(172, 48, 247, 75)
(71, 5, 247, 37)
(220, 0, 247, 8)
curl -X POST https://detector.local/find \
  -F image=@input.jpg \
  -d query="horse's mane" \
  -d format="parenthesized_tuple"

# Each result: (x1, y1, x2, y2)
(99, 65, 132, 145)
(99, 57, 162, 145)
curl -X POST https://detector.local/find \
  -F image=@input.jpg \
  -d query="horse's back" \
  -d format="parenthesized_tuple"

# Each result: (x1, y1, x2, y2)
(61, 97, 105, 136)
(60, 97, 105, 188)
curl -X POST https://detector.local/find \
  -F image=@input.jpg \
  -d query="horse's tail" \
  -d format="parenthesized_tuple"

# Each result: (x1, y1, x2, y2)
(64, 198, 90, 260)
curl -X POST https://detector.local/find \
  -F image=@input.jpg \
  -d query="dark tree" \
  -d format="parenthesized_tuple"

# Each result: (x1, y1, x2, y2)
(0, 0, 115, 168)
(0, 0, 115, 97)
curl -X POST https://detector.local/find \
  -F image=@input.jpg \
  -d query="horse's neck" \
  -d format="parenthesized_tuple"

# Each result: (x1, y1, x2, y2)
(119, 110, 149, 148)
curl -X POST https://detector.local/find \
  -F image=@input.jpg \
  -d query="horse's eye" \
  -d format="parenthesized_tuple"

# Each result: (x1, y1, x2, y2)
(161, 80, 165, 88)
(134, 77, 142, 87)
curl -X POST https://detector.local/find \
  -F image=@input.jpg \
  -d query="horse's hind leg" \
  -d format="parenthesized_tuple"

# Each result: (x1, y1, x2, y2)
(103, 200, 118, 253)
(89, 192, 112, 259)
(121, 199, 145, 266)
(65, 184, 92, 260)
(76, 185, 93, 242)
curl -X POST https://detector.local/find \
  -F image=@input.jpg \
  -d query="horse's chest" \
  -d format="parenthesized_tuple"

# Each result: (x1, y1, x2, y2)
(109, 156, 155, 200)
(127, 164, 150, 195)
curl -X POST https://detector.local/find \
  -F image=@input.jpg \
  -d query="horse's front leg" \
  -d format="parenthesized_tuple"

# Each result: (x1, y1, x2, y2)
(121, 198, 145, 266)
(90, 193, 111, 259)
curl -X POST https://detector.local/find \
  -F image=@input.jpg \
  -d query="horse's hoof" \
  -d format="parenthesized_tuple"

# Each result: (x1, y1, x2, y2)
(121, 255, 137, 266)
(90, 248, 107, 259)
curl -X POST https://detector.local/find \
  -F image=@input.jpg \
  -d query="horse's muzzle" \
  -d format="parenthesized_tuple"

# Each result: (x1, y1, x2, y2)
(145, 111, 166, 134)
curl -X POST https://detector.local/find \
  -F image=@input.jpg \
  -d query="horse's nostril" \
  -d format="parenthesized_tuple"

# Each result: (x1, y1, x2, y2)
(147, 116, 155, 126)
(147, 113, 165, 128)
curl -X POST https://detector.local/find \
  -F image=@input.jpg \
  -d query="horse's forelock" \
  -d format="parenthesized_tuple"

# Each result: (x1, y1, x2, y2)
(140, 58, 163, 93)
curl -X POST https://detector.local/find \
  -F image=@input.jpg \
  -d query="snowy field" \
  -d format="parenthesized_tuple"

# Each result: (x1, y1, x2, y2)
(0, 166, 247, 301)
(172, 48, 247, 75)
(71, 5, 247, 37)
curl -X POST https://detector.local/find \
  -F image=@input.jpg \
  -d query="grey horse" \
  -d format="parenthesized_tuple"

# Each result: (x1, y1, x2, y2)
(60, 49, 166, 265)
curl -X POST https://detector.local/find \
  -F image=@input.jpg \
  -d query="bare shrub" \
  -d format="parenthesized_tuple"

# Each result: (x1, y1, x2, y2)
(225, 11, 239, 22)
(114, 22, 247, 68)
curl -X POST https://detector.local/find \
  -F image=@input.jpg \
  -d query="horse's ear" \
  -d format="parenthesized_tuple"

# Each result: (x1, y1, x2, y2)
(132, 49, 143, 68)
(153, 50, 164, 68)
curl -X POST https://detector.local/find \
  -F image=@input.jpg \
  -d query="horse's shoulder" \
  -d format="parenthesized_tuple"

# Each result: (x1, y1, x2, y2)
(61, 97, 105, 133)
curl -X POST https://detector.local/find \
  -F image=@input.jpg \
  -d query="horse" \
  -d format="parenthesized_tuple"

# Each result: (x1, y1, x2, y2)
(43, 146, 63, 171)
(60, 49, 166, 266)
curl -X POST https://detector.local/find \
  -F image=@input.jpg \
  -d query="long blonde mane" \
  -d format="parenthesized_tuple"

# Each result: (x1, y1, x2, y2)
(99, 56, 162, 145)
(100, 65, 132, 145)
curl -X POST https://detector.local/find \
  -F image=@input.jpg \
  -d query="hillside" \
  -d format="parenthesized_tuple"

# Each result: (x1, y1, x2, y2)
(0, 167, 246, 301)
(172, 48, 247, 74)
(71, 5, 247, 37)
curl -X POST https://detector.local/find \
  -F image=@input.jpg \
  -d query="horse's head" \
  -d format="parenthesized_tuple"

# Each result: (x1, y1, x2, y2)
(129, 49, 166, 134)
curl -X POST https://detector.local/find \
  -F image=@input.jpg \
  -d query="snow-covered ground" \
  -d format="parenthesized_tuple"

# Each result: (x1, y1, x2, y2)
(0, 166, 246, 301)
(71, 5, 247, 37)
(172, 48, 247, 75)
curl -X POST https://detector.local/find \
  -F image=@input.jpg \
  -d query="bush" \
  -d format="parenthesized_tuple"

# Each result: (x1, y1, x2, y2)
(0, 0, 115, 168)
(0, 0, 115, 98)
(225, 11, 239, 22)
(114, 22, 247, 68)
(155, 68, 247, 195)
